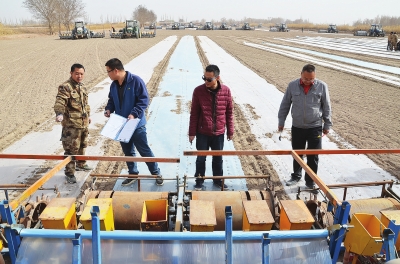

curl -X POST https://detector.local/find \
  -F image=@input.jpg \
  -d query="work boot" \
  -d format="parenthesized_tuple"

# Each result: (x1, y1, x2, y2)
(76, 164, 93, 171)
(155, 175, 164, 186)
(286, 177, 300, 186)
(194, 181, 203, 191)
(213, 181, 228, 190)
(305, 182, 319, 194)
(65, 175, 77, 184)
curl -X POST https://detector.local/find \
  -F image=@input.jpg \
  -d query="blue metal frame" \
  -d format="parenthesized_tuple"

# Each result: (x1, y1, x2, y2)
(262, 233, 271, 264)
(72, 233, 82, 264)
(90, 206, 102, 264)
(329, 201, 351, 264)
(225, 206, 233, 264)
(0, 200, 20, 264)
(5, 198, 398, 263)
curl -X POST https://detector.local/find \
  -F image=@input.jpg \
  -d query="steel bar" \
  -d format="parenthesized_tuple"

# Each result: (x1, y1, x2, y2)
(0, 153, 180, 163)
(0, 184, 30, 188)
(186, 176, 270, 179)
(183, 149, 400, 156)
(90, 174, 175, 181)
(91, 206, 101, 264)
(326, 181, 394, 188)
(9, 157, 71, 210)
(262, 233, 271, 264)
(291, 151, 341, 207)
(19, 229, 329, 240)
(72, 233, 82, 264)
(225, 206, 233, 264)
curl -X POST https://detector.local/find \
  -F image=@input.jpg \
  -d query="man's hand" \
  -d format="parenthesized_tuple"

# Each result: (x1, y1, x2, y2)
(189, 136, 195, 144)
(278, 126, 284, 132)
(128, 114, 135, 120)
(323, 129, 329, 135)
(56, 114, 63, 122)
(104, 110, 110, 117)
(227, 135, 233, 141)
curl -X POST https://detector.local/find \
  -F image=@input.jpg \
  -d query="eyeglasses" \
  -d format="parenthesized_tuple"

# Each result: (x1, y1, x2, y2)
(202, 75, 217, 82)
(106, 69, 114, 73)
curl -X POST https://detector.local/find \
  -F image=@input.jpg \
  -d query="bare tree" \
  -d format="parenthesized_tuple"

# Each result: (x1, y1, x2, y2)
(23, 0, 58, 34)
(56, 0, 86, 31)
(132, 5, 157, 25)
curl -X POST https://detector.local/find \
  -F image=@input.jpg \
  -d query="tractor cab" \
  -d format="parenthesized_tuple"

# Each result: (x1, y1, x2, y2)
(368, 24, 385, 37)
(328, 24, 338, 33)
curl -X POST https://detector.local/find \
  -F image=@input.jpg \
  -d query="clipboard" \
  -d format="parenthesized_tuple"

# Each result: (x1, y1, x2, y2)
(101, 113, 140, 143)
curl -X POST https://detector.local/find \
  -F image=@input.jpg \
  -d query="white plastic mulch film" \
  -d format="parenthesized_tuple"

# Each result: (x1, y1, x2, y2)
(16, 237, 331, 263)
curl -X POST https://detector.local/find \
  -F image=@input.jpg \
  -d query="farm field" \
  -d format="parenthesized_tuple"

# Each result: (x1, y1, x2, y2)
(0, 28, 399, 198)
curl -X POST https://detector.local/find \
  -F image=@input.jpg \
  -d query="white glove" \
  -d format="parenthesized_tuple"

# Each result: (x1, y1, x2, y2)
(56, 114, 63, 122)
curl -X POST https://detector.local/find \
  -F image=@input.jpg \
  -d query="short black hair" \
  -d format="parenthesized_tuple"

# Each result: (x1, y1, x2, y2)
(71, 63, 85, 72)
(205, 64, 220, 77)
(302, 64, 316, 73)
(105, 58, 124, 71)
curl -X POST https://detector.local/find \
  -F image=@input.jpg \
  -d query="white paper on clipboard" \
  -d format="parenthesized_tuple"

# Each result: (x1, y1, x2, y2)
(115, 118, 140, 143)
(101, 113, 140, 143)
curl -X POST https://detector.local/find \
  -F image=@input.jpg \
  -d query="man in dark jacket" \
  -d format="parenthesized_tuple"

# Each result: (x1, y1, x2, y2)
(104, 58, 163, 186)
(189, 64, 234, 190)
(278, 64, 332, 192)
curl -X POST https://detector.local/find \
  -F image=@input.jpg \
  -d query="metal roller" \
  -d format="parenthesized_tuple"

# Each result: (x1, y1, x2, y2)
(112, 191, 168, 230)
(348, 198, 400, 219)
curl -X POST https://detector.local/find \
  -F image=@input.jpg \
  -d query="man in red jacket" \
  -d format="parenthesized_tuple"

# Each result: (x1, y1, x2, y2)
(189, 64, 234, 190)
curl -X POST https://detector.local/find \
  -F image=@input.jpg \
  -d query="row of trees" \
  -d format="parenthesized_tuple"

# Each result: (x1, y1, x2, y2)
(23, 0, 85, 34)
(22, 1, 157, 34)
(132, 5, 157, 26)
(353, 15, 400, 27)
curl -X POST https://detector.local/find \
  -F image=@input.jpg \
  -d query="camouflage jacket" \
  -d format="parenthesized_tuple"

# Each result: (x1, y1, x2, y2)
(54, 78, 90, 128)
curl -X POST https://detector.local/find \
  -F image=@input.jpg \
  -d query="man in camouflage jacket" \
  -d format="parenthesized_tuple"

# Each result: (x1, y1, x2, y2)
(54, 63, 91, 183)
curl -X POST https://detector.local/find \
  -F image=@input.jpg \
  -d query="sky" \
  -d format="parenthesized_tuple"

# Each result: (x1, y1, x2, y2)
(1, 0, 399, 25)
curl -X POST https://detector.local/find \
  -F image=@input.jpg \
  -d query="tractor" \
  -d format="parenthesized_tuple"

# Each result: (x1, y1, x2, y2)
(185, 22, 197, 29)
(277, 23, 289, 32)
(236, 22, 255, 30)
(71, 21, 90, 39)
(201, 22, 214, 30)
(367, 24, 385, 37)
(166, 22, 185, 30)
(218, 23, 231, 30)
(110, 20, 141, 39)
(327, 24, 338, 33)
(59, 21, 90, 39)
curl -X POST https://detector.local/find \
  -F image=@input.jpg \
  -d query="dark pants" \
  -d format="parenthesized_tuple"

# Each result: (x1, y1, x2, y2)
(291, 126, 322, 185)
(195, 133, 224, 183)
(120, 126, 160, 175)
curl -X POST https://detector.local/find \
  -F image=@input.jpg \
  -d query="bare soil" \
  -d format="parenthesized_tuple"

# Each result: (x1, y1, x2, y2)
(0, 29, 399, 194)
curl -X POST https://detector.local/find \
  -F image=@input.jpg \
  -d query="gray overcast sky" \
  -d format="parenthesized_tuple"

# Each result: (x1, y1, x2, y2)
(1, 0, 399, 25)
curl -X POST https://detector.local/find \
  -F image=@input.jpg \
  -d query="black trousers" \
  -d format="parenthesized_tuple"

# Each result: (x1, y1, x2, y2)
(195, 133, 224, 183)
(291, 126, 322, 184)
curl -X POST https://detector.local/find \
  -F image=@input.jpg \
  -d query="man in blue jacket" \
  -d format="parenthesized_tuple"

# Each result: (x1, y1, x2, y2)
(104, 58, 163, 186)
(278, 64, 332, 192)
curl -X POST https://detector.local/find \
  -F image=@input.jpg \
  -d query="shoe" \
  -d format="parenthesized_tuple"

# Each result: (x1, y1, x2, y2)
(65, 175, 77, 184)
(286, 178, 300, 186)
(305, 183, 319, 194)
(76, 164, 92, 171)
(155, 175, 164, 186)
(122, 178, 136, 186)
(213, 181, 228, 189)
(194, 181, 203, 191)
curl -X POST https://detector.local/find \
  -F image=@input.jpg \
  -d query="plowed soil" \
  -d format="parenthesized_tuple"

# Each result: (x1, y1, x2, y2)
(0, 29, 399, 195)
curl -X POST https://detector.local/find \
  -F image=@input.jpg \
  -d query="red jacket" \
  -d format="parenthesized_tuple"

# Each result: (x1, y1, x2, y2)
(189, 82, 234, 137)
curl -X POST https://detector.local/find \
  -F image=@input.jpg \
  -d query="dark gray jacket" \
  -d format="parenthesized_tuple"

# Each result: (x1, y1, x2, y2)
(278, 78, 332, 130)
